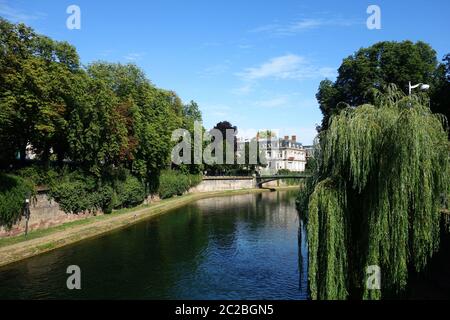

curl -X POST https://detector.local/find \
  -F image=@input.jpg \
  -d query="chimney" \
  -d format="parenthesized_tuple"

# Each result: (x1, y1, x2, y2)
(292, 135, 297, 142)
(284, 136, 289, 141)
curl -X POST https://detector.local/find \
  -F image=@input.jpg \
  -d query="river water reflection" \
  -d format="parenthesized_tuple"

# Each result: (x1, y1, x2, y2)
(0, 190, 309, 299)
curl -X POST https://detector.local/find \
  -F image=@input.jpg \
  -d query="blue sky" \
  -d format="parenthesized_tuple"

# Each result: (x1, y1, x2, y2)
(1, 0, 449, 144)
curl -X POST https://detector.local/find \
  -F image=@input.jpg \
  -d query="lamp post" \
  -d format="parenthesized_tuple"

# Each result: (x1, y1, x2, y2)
(24, 194, 31, 237)
(408, 82, 430, 95)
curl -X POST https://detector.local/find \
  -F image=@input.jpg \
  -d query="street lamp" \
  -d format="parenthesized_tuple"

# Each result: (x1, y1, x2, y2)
(408, 82, 430, 95)
(24, 194, 31, 237)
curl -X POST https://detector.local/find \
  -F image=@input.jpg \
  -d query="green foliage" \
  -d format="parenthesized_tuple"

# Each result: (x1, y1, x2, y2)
(431, 54, 450, 133)
(48, 171, 104, 214)
(0, 174, 33, 228)
(307, 86, 450, 300)
(317, 41, 448, 131)
(112, 173, 146, 209)
(296, 144, 321, 216)
(0, 19, 206, 223)
(0, 18, 80, 164)
(158, 170, 201, 199)
(0, 18, 202, 176)
(308, 178, 348, 300)
(16, 165, 59, 186)
(47, 169, 146, 215)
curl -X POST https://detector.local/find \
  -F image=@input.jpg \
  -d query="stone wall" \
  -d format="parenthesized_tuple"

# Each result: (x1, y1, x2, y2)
(188, 176, 256, 193)
(188, 176, 290, 193)
(0, 177, 290, 238)
(0, 193, 101, 238)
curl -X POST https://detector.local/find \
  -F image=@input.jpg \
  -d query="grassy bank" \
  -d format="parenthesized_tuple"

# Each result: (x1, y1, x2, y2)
(0, 186, 299, 268)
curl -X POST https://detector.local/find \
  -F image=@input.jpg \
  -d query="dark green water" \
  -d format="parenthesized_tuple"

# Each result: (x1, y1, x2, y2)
(0, 190, 309, 299)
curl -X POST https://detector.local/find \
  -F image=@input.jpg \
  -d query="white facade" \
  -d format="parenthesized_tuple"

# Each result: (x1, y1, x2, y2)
(238, 135, 307, 174)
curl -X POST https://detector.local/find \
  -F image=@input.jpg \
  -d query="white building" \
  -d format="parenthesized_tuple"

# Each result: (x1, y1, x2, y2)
(238, 135, 307, 174)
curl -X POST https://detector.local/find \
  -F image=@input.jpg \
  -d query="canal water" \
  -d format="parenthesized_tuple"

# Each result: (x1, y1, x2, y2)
(0, 190, 309, 299)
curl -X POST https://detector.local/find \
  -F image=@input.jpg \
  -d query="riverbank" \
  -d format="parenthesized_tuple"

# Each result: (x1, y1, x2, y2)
(0, 186, 299, 268)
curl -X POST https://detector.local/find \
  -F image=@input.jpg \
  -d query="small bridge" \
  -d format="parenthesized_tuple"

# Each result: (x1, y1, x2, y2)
(256, 173, 311, 188)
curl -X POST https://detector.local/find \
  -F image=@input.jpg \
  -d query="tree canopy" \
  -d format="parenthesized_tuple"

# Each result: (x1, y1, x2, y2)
(317, 41, 449, 131)
(306, 86, 450, 300)
(0, 18, 202, 191)
(0, 18, 80, 164)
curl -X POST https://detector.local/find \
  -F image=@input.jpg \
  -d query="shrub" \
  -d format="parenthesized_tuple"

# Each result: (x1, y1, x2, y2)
(48, 170, 110, 214)
(112, 174, 146, 209)
(16, 165, 59, 186)
(48, 169, 146, 214)
(49, 176, 97, 214)
(0, 174, 33, 228)
(158, 170, 201, 199)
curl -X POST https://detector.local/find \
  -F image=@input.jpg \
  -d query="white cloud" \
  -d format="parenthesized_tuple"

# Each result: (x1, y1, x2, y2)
(237, 54, 306, 81)
(0, 1, 46, 22)
(237, 54, 336, 81)
(250, 17, 362, 37)
(124, 52, 146, 61)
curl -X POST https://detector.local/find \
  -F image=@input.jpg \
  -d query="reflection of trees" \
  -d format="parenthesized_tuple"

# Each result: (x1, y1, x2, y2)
(193, 191, 299, 232)
(298, 219, 308, 295)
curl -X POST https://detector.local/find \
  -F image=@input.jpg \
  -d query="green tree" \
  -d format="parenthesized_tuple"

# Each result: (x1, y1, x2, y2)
(83, 62, 185, 188)
(306, 86, 450, 300)
(183, 100, 202, 127)
(66, 75, 130, 176)
(205, 121, 238, 175)
(431, 54, 450, 127)
(175, 100, 204, 174)
(317, 41, 447, 131)
(0, 18, 80, 165)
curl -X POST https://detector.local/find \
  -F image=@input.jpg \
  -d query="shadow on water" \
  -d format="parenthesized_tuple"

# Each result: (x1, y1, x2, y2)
(298, 219, 309, 295)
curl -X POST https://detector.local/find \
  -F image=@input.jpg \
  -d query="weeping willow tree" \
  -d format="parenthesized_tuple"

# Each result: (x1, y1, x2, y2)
(306, 85, 450, 300)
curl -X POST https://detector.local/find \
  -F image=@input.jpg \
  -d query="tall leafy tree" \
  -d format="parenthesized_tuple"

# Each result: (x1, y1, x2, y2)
(175, 100, 204, 174)
(317, 41, 447, 131)
(66, 74, 130, 176)
(0, 18, 80, 165)
(81, 62, 185, 185)
(306, 86, 450, 300)
(204, 121, 239, 175)
(431, 54, 450, 127)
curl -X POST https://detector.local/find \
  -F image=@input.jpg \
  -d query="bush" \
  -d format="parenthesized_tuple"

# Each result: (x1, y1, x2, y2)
(48, 172, 102, 214)
(112, 174, 146, 209)
(158, 170, 201, 199)
(48, 169, 146, 214)
(0, 174, 33, 228)
(3, 166, 196, 219)
(16, 165, 59, 186)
